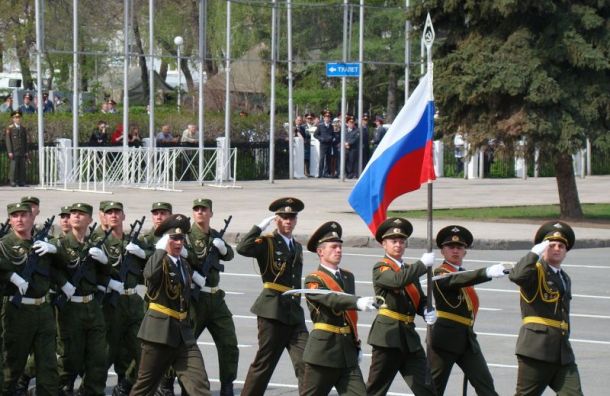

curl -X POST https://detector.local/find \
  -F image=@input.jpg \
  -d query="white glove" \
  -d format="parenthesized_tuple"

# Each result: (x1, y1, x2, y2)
(135, 284, 147, 299)
(125, 242, 146, 259)
(180, 246, 188, 258)
(356, 296, 377, 312)
(88, 247, 108, 265)
(257, 215, 276, 231)
(155, 234, 170, 250)
(531, 240, 550, 256)
(424, 307, 437, 325)
(486, 263, 507, 278)
(358, 349, 363, 364)
(192, 271, 206, 289)
(10, 273, 29, 295)
(212, 238, 228, 256)
(32, 240, 57, 256)
(420, 252, 436, 268)
(61, 281, 76, 299)
(107, 279, 125, 294)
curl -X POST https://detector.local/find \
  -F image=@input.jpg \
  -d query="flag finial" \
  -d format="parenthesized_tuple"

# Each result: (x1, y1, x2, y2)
(423, 13, 435, 51)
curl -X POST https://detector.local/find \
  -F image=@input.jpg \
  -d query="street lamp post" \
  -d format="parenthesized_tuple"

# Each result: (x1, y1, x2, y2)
(174, 35, 183, 112)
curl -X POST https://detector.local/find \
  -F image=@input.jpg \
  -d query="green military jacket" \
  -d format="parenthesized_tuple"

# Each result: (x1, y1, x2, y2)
(5, 123, 28, 156)
(509, 252, 575, 365)
(137, 249, 195, 348)
(236, 226, 305, 326)
(367, 257, 427, 352)
(52, 231, 111, 296)
(303, 266, 360, 368)
(186, 223, 234, 288)
(139, 228, 159, 260)
(431, 263, 490, 355)
(0, 231, 62, 298)
(100, 232, 146, 289)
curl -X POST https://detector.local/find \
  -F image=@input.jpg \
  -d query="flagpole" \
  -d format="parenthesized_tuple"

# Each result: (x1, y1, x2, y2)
(422, 13, 437, 392)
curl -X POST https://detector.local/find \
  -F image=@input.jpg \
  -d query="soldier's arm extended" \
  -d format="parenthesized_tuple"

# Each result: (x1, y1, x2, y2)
(508, 252, 540, 289)
(235, 225, 266, 258)
(304, 276, 358, 311)
(373, 260, 427, 289)
(434, 267, 491, 290)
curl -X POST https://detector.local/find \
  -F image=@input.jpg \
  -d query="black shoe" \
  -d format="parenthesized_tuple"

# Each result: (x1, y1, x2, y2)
(220, 382, 234, 396)
(154, 377, 175, 396)
(112, 378, 132, 396)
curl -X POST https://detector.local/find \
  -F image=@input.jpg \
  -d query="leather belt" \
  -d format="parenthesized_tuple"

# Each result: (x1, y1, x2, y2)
(523, 316, 569, 331)
(378, 308, 414, 323)
(437, 310, 474, 326)
(313, 323, 351, 334)
(263, 282, 291, 293)
(70, 294, 95, 303)
(149, 302, 187, 321)
(20, 296, 46, 305)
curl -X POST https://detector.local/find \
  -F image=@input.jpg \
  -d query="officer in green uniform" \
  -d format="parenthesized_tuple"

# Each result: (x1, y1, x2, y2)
(509, 221, 583, 396)
(429, 225, 506, 395)
(53, 203, 111, 396)
(186, 198, 237, 396)
(236, 197, 309, 396)
(21, 196, 42, 235)
(130, 214, 211, 396)
(366, 217, 437, 396)
(0, 203, 60, 396)
(140, 202, 173, 260)
(301, 221, 377, 396)
(5, 110, 29, 187)
(98, 202, 147, 396)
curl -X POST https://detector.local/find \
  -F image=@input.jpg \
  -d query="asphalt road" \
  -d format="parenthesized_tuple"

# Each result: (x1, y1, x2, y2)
(179, 245, 610, 396)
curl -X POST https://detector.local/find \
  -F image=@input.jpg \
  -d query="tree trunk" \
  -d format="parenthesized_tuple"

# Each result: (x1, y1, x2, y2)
(554, 151, 584, 219)
(386, 67, 397, 122)
(159, 60, 168, 81)
(132, 11, 149, 100)
(45, 53, 54, 89)
(181, 58, 194, 93)
(15, 39, 34, 89)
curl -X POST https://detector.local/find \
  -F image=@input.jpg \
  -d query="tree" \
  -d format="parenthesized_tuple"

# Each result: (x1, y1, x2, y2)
(411, 1, 610, 219)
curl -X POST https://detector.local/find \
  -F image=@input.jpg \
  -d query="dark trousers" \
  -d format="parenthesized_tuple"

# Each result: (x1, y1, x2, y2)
(9, 155, 27, 186)
(130, 340, 210, 396)
(366, 346, 436, 396)
(346, 148, 359, 178)
(318, 143, 332, 177)
(240, 317, 308, 396)
(515, 355, 583, 396)
(429, 344, 498, 396)
(301, 363, 366, 396)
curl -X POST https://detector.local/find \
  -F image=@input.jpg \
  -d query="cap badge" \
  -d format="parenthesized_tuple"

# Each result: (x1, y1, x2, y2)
(553, 223, 563, 228)
(175, 228, 182, 234)
(331, 223, 337, 229)
(452, 235, 460, 242)
(157, 202, 162, 206)
(451, 227, 460, 232)
(176, 216, 183, 221)
(16, 203, 21, 207)
(331, 232, 338, 237)
(393, 228, 401, 233)
(285, 206, 292, 212)
(393, 219, 402, 224)
(77, 204, 82, 207)
(287, 198, 294, 203)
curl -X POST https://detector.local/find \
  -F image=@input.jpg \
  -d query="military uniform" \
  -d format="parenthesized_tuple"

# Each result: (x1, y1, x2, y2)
(186, 198, 238, 395)
(0, 203, 59, 396)
(429, 225, 498, 395)
(130, 214, 211, 396)
(366, 218, 436, 396)
(509, 221, 583, 396)
(236, 197, 308, 396)
(53, 203, 111, 396)
(314, 111, 335, 177)
(5, 111, 29, 187)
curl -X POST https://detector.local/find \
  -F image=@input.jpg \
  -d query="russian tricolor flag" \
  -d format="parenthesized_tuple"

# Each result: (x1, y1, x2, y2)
(348, 72, 436, 233)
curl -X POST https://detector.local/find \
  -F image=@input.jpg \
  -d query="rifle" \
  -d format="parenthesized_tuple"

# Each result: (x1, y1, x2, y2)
(0, 218, 10, 238)
(54, 224, 113, 309)
(107, 216, 146, 307)
(10, 216, 55, 307)
(191, 215, 232, 301)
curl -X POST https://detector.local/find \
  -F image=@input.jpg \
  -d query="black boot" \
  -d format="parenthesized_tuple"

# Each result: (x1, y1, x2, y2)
(14, 375, 31, 396)
(112, 376, 132, 396)
(219, 382, 234, 396)
(154, 377, 175, 396)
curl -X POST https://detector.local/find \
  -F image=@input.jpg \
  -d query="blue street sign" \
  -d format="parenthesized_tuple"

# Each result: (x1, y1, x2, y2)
(326, 62, 361, 78)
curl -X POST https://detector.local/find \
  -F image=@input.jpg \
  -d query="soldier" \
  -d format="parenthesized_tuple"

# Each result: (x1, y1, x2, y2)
(140, 202, 173, 259)
(20, 196, 40, 219)
(314, 111, 335, 178)
(236, 197, 309, 395)
(91, 201, 112, 239)
(366, 217, 437, 396)
(98, 202, 147, 396)
(19, 93, 36, 114)
(58, 205, 73, 236)
(345, 116, 360, 179)
(53, 203, 111, 396)
(130, 214, 211, 396)
(429, 225, 506, 395)
(0, 202, 60, 396)
(5, 110, 29, 187)
(186, 198, 237, 396)
(509, 221, 583, 395)
(301, 221, 377, 396)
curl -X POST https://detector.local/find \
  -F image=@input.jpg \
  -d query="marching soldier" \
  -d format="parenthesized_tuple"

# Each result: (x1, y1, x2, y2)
(186, 198, 237, 396)
(58, 205, 73, 236)
(301, 221, 377, 396)
(140, 202, 173, 259)
(0, 203, 60, 396)
(366, 217, 437, 396)
(91, 201, 112, 239)
(236, 197, 309, 395)
(5, 111, 29, 187)
(98, 202, 147, 396)
(509, 221, 583, 395)
(130, 214, 211, 396)
(53, 203, 111, 396)
(429, 225, 506, 395)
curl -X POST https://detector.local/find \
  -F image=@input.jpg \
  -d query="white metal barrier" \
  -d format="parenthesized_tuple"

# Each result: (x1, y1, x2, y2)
(40, 146, 238, 193)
